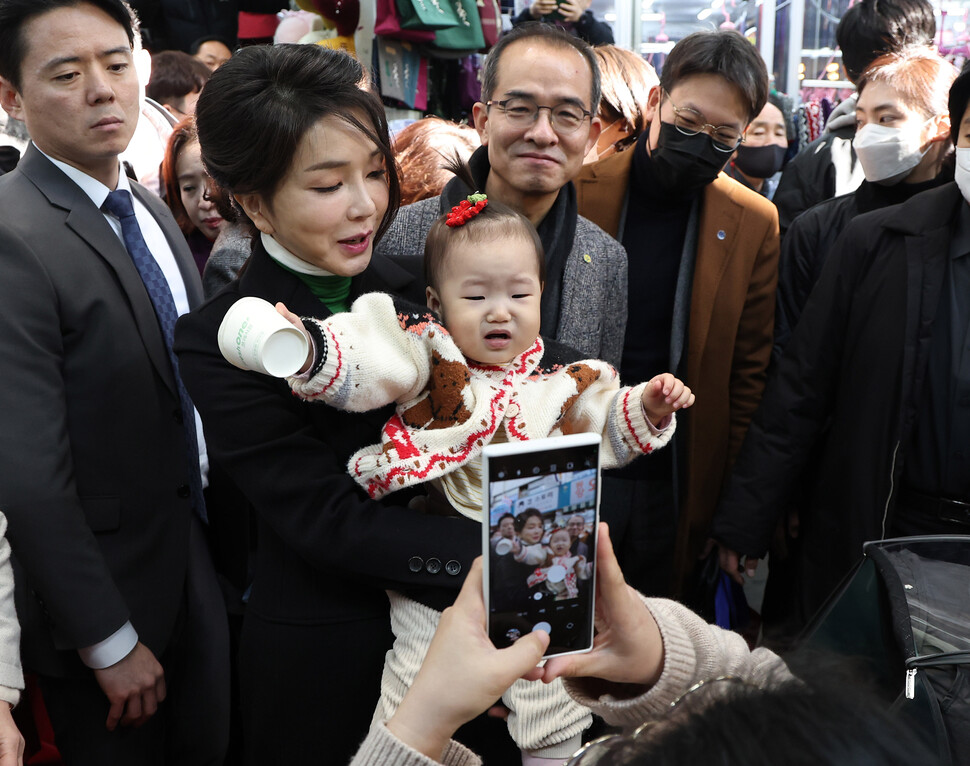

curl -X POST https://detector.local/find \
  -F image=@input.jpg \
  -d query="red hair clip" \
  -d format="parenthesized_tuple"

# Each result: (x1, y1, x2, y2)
(446, 193, 488, 227)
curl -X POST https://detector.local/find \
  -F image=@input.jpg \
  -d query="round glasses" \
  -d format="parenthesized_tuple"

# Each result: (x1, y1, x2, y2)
(664, 91, 744, 152)
(486, 97, 592, 134)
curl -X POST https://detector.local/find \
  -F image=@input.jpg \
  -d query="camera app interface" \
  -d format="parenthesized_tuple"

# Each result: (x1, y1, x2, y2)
(487, 444, 597, 655)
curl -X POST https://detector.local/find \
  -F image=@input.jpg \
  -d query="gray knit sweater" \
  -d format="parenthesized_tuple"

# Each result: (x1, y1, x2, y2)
(349, 596, 786, 765)
(371, 197, 629, 369)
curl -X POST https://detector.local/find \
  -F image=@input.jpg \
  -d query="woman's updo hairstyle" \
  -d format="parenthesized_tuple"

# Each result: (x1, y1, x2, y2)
(195, 44, 400, 242)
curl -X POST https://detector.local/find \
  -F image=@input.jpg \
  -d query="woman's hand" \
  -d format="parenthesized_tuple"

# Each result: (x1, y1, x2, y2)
(0, 704, 23, 766)
(641, 373, 694, 427)
(542, 523, 665, 688)
(386, 558, 549, 761)
(275, 302, 314, 375)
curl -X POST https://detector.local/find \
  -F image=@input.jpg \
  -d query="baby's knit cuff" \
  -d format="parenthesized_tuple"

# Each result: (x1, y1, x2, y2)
(288, 318, 342, 400)
(619, 383, 675, 456)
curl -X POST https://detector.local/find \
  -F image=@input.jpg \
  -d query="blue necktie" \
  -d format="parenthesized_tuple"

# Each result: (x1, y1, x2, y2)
(103, 189, 207, 523)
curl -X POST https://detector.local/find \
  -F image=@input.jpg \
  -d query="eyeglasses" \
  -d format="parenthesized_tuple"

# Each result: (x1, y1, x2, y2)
(664, 90, 745, 152)
(486, 97, 592, 134)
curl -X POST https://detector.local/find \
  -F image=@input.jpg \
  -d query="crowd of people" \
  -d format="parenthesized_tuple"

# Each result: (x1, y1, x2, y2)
(0, 0, 966, 763)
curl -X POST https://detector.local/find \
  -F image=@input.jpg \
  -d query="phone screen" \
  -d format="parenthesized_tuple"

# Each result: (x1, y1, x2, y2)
(483, 436, 598, 657)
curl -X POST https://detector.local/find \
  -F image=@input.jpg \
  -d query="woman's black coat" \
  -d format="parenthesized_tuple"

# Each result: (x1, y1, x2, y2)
(174, 241, 481, 760)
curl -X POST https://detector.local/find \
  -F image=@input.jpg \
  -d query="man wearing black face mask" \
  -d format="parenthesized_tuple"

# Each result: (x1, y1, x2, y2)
(575, 30, 780, 600)
(725, 93, 791, 199)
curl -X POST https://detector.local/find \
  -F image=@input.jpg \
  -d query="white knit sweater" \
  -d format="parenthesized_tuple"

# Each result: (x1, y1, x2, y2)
(290, 293, 674, 504)
(287, 292, 676, 755)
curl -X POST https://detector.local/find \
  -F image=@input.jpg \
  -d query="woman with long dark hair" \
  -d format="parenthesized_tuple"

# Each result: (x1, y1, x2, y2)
(173, 45, 480, 764)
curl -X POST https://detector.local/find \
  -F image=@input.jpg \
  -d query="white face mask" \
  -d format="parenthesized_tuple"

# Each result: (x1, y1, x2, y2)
(954, 147, 970, 203)
(853, 121, 929, 185)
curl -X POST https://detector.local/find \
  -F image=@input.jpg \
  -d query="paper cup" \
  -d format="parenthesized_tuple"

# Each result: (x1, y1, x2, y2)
(546, 565, 566, 583)
(495, 538, 513, 556)
(218, 296, 309, 378)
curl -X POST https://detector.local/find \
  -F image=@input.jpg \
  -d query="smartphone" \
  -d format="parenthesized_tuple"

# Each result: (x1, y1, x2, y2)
(482, 433, 599, 659)
(542, 0, 565, 22)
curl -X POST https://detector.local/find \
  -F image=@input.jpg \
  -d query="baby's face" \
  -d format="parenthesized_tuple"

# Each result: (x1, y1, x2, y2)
(549, 531, 571, 556)
(427, 234, 542, 365)
(519, 515, 544, 544)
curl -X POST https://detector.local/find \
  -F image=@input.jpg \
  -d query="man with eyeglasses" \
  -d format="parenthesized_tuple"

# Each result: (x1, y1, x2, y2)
(576, 30, 780, 602)
(369, 22, 628, 370)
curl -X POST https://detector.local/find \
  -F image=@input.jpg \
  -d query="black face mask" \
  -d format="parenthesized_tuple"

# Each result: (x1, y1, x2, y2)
(733, 144, 787, 179)
(648, 122, 731, 197)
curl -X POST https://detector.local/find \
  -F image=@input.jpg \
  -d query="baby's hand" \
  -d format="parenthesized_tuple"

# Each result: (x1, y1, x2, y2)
(276, 302, 313, 375)
(641, 373, 694, 426)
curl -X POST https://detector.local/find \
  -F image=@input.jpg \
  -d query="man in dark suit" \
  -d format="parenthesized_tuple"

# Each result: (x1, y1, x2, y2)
(0, 0, 229, 762)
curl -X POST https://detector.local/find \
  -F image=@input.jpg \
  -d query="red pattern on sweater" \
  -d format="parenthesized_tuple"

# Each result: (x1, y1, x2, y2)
(357, 367, 515, 496)
(621, 388, 652, 455)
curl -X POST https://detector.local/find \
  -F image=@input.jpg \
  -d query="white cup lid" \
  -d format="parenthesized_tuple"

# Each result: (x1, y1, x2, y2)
(546, 565, 566, 583)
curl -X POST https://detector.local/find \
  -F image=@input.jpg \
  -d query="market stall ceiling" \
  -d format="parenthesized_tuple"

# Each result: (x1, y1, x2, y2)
(640, 0, 759, 40)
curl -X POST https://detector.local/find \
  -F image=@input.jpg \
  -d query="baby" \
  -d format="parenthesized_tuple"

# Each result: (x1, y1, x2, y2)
(526, 528, 589, 600)
(246, 163, 694, 762)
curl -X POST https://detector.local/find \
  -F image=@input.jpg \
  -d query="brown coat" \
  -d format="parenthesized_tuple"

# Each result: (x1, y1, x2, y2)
(576, 148, 780, 594)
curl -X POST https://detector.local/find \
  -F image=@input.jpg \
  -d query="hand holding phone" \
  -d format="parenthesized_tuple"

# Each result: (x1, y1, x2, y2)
(554, 0, 584, 22)
(388, 558, 549, 759)
(541, 523, 665, 688)
(528, 0, 559, 19)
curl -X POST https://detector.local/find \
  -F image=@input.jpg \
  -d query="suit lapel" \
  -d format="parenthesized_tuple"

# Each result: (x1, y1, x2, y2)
(19, 147, 178, 395)
(687, 175, 744, 379)
(575, 149, 632, 238)
(559, 237, 582, 334)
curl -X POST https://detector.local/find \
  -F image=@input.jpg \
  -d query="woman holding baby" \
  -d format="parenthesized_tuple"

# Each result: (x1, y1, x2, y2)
(173, 44, 482, 764)
(174, 39, 689, 765)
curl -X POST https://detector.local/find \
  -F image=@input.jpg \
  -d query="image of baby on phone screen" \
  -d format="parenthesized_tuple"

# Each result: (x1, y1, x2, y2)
(525, 528, 589, 600)
(234, 161, 695, 761)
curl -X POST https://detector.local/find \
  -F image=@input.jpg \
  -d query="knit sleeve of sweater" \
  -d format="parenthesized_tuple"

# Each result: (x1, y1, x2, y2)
(288, 292, 453, 412)
(348, 721, 481, 766)
(556, 361, 674, 469)
(563, 595, 788, 729)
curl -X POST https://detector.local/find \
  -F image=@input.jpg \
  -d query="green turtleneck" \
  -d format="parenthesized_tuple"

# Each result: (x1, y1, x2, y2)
(277, 263, 352, 314)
